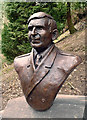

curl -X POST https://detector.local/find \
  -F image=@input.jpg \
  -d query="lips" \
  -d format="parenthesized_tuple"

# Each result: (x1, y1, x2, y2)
(32, 40, 40, 44)
(30, 34, 41, 44)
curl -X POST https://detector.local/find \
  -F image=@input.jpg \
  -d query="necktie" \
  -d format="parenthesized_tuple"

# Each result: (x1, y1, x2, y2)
(35, 54, 42, 68)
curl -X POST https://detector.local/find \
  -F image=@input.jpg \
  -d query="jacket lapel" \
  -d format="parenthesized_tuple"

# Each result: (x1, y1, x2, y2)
(25, 46, 58, 98)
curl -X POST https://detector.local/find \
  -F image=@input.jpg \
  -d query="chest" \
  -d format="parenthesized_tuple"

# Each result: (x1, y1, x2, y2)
(25, 64, 67, 111)
(19, 62, 67, 88)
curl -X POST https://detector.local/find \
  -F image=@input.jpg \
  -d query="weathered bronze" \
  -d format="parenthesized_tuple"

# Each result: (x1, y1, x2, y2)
(14, 12, 82, 111)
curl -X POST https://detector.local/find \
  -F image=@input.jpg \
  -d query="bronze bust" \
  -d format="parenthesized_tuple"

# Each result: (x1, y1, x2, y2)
(14, 12, 82, 111)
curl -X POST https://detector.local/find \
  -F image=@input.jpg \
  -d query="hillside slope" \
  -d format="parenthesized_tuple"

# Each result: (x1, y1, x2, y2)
(56, 28, 86, 95)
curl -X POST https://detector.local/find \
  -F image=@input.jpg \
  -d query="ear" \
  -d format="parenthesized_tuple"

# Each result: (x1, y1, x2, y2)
(52, 29, 58, 41)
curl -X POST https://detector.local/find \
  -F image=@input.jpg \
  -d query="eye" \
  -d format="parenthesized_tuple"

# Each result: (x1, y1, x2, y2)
(28, 26, 33, 31)
(36, 26, 44, 30)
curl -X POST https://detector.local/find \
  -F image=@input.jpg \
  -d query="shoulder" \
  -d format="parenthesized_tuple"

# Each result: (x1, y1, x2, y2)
(14, 53, 31, 63)
(56, 48, 82, 73)
(14, 53, 31, 72)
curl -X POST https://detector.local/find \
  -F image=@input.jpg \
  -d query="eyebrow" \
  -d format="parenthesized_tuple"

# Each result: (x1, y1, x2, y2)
(28, 25, 45, 29)
(28, 24, 44, 27)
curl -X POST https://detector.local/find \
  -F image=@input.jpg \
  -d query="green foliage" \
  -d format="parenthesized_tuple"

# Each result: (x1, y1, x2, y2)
(2, 2, 33, 62)
(38, 2, 67, 33)
(72, 2, 87, 10)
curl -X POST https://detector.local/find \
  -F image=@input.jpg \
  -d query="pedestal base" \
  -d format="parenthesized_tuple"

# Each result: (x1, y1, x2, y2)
(2, 94, 87, 119)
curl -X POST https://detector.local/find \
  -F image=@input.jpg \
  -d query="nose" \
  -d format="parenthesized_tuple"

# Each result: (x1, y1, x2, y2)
(31, 27, 36, 35)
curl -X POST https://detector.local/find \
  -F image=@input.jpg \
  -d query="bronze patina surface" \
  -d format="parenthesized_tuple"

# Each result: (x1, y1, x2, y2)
(14, 12, 82, 111)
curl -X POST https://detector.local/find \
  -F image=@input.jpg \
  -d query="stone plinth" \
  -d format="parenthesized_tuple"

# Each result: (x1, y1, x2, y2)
(2, 94, 87, 119)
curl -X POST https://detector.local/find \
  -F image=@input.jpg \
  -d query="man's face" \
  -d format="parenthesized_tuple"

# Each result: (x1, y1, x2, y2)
(28, 18, 52, 50)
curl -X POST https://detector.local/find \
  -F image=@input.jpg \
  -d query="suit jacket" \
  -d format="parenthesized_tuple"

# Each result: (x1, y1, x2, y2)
(14, 45, 82, 111)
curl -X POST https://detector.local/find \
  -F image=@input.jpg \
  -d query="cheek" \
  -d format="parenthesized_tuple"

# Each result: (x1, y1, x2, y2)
(40, 31, 49, 37)
(41, 32, 51, 41)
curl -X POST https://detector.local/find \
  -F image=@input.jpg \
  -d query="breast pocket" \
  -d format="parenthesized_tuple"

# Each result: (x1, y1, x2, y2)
(48, 67, 67, 87)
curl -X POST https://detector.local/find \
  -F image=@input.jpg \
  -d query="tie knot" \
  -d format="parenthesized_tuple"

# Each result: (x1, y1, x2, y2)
(35, 54, 42, 68)
(37, 54, 42, 61)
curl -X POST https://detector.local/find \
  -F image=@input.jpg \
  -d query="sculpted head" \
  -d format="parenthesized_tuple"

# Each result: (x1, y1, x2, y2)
(28, 12, 58, 52)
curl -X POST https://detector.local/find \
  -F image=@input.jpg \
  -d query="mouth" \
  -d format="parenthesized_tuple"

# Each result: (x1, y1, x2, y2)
(30, 34, 41, 44)
(32, 41, 40, 44)
(31, 39, 40, 44)
(31, 37, 40, 43)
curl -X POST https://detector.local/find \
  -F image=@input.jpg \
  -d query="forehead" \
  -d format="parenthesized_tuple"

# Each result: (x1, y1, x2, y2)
(28, 18, 48, 26)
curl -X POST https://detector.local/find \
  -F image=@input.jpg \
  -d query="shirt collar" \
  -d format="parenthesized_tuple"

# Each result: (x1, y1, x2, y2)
(33, 44, 54, 60)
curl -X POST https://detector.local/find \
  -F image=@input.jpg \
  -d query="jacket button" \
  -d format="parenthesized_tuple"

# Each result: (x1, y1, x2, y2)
(29, 97, 32, 100)
(42, 98, 45, 103)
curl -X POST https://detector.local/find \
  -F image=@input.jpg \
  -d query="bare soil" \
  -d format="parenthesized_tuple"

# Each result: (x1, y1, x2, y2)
(2, 28, 86, 110)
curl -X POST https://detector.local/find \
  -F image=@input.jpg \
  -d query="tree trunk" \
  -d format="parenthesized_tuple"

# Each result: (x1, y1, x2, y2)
(67, 2, 77, 34)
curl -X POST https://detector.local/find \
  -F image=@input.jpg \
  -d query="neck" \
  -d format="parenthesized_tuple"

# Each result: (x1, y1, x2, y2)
(34, 43, 54, 54)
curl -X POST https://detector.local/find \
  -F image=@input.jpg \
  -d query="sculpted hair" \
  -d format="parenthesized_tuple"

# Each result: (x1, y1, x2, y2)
(27, 12, 57, 32)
